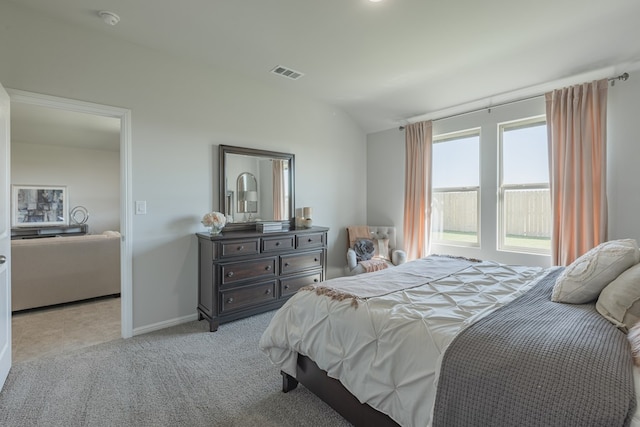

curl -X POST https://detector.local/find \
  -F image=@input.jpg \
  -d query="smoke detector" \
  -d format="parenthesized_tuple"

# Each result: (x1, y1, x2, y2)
(99, 11, 120, 26)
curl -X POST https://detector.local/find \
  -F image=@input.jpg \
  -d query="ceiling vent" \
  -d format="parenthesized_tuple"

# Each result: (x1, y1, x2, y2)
(271, 65, 304, 80)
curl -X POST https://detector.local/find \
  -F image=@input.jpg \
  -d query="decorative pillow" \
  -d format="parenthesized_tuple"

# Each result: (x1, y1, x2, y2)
(627, 322, 640, 366)
(353, 238, 375, 262)
(551, 238, 640, 304)
(373, 238, 390, 261)
(596, 263, 640, 332)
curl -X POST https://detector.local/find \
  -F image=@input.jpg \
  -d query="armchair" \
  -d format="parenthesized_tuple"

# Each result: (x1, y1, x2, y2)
(345, 225, 407, 276)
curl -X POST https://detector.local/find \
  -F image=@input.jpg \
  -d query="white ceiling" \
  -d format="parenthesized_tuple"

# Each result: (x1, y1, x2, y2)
(8, 0, 640, 134)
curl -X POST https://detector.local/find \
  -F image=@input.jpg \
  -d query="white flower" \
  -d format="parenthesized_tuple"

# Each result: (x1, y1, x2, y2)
(202, 211, 226, 227)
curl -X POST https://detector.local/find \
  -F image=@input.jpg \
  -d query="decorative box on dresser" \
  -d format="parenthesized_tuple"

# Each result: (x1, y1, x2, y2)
(197, 226, 329, 332)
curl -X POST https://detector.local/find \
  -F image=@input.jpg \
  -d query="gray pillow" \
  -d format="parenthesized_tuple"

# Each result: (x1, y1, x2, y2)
(353, 238, 375, 262)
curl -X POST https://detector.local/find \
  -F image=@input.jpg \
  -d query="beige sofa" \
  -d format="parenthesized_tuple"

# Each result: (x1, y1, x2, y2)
(11, 231, 121, 311)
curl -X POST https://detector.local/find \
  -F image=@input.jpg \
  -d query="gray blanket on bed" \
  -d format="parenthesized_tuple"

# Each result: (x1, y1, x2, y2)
(433, 268, 636, 427)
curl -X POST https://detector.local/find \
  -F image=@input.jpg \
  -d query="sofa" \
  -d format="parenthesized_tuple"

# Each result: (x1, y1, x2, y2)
(11, 231, 121, 312)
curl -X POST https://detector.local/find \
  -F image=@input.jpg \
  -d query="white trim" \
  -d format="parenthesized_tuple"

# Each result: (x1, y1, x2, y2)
(433, 126, 481, 142)
(0, 82, 12, 390)
(7, 89, 134, 339)
(133, 313, 199, 336)
(498, 117, 550, 256)
(119, 109, 133, 338)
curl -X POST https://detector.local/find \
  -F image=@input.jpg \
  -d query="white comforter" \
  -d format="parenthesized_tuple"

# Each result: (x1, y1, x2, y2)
(259, 256, 552, 427)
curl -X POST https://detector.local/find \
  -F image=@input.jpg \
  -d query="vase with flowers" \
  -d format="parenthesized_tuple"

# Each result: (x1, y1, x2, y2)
(202, 211, 227, 235)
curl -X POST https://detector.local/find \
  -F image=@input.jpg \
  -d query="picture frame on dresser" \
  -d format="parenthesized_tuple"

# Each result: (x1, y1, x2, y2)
(12, 185, 68, 227)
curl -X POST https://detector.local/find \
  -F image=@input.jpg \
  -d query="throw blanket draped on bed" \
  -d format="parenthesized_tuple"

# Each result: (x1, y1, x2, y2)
(433, 268, 637, 427)
(300, 254, 477, 301)
(359, 258, 388, 273)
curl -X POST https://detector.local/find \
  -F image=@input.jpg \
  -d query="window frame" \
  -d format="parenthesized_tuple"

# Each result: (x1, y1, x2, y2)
(497, 116, 550, 255)
(431, 128, 481, 248)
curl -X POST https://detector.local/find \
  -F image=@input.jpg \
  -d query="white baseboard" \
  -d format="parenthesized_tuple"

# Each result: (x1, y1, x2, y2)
(132, 312, 199, 336)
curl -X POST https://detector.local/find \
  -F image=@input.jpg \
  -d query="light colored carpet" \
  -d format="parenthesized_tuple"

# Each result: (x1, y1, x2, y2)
(0, 311, 352, 427)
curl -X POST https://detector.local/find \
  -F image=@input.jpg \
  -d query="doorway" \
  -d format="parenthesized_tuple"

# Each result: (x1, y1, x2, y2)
(7, 89, 132, 362)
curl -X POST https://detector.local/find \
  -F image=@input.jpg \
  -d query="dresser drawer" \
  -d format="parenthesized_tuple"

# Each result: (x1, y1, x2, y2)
(280, 271, 322, 297)
(219, 238, 260, 258)
(296, 232, 325, 249)
(262, 236, 295, 253)
(280, 251, 323, 275)
(220, 257, 277, 286)
(220, 281, 276, 314)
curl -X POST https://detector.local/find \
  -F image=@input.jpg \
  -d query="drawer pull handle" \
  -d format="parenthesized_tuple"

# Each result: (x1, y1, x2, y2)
(308, 238, 313, 242)
(226, 271, 234, 278)
(314, 278, 319, 283)
(265, 265, 272, 271)
(265, 289, 271, 295)
(284, 285, 290, 289)
(275, 242, 281, 246)
(284, 262, 290, 267)
(314, 258, 319, 262)
(237, 245, 245, 251)
(226, 297, 234, 304)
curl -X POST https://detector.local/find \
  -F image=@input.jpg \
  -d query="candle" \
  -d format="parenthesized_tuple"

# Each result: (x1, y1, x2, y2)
(303, 207, 313, 219)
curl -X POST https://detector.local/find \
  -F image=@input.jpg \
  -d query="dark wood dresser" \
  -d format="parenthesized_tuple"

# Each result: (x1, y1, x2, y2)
(196, 226, 329, 331)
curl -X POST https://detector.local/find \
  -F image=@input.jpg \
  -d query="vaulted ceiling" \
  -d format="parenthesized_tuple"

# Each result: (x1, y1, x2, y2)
(8, 0, 640, 133)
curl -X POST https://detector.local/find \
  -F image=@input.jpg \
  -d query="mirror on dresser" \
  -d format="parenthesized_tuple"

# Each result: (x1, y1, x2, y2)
(219, 145, 295, 231)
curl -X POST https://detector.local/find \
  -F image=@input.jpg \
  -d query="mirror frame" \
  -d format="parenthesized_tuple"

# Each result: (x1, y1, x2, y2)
(219, 145, 295, 231)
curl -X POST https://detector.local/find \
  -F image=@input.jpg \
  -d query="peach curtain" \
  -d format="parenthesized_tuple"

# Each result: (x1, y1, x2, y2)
(545, 79, 608, 266)
(272, 159, 286, 220)
(403, 121, 433, 260)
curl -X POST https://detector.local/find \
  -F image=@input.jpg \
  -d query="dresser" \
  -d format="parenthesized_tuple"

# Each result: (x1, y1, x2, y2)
(197, 226, 329, 332)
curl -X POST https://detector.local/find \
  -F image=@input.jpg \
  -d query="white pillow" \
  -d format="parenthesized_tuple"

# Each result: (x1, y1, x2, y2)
(627, 322, 640, 365)
(597, 263, 640, 332)
(551, 239, 640, 304)
(373, 238, 390, 260)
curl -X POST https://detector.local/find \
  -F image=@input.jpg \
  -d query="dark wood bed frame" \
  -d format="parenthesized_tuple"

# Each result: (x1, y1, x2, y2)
(281, 354, 400, 426)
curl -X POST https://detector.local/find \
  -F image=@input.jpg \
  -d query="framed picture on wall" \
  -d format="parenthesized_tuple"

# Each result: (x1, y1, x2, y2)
(12, 185, 68, 227)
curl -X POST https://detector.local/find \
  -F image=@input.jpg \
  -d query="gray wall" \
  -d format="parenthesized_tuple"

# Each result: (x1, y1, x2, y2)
(11, 142, 120, 234)
(607, 74, 640, 243)
(6, 1, 637, 333)
(0, 2, 367, 332)
(367, 74, 640, 267)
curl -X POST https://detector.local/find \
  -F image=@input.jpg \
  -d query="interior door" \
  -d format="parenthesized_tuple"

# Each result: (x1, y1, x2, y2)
(0, 81, 11, 390)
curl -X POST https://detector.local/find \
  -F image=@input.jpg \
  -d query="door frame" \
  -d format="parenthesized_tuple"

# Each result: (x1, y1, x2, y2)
(1, 82, 11, 389)
(8, 89, 133, 338)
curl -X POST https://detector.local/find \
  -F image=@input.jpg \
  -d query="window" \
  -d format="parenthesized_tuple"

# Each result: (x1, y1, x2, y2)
(499, 117, 550, 253)
(431, 130, 480, 246)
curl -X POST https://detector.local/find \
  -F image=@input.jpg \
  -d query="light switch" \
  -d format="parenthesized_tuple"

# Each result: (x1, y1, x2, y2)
(135, 200, 147, 215)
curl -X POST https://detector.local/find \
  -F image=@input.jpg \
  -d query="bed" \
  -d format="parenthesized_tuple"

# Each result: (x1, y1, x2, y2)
(259, 249, 640, 427)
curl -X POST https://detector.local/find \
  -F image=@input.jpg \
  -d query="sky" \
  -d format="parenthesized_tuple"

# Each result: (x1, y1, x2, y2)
(432, 123, 548, 188)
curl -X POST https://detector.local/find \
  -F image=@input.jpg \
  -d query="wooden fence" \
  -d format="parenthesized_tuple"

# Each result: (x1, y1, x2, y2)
(432, 189, 550, 238)
(432, 191, 477, 233)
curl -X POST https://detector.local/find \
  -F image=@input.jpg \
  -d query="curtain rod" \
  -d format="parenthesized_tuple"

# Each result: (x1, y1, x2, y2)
(398, 72, 630, 131)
